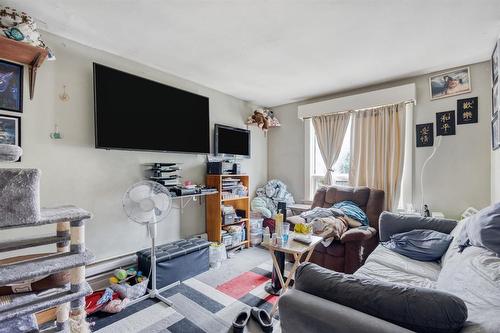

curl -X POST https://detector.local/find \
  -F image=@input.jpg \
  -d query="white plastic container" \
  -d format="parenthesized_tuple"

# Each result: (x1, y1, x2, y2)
(250, 218, 264, 233)
(250, 231, 263, 246)
(230, 231, 243, 245)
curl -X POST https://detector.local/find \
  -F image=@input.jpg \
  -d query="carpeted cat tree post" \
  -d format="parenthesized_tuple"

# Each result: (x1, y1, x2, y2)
(0, 144, 94, 333)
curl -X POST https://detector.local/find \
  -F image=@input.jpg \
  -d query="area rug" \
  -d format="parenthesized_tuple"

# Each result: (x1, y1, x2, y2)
(90, 259, 282, 333)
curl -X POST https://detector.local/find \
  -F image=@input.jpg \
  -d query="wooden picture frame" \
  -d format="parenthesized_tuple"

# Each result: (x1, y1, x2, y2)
(429, 67, 471, 100)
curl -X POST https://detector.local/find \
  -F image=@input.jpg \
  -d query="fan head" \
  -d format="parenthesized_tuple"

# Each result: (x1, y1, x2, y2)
(123, 180, 172, 225)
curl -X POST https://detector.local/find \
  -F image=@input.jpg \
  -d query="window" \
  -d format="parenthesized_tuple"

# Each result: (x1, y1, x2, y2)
(305, 118, 351, 200)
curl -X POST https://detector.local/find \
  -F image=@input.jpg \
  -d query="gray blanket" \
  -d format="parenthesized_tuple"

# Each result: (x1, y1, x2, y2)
(300, 207, 344, 223)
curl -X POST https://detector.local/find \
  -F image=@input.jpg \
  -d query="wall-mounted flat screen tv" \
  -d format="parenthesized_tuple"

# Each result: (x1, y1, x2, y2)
(93, 63, 210, 154)
(214, 124, 250, 158)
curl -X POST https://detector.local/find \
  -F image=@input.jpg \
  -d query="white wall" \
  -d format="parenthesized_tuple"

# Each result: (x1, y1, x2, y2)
(269, 61, 492, 219)
(0, 32, 267, 261)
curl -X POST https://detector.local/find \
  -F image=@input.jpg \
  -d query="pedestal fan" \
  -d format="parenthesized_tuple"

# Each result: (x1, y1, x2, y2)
(122, 180, 174, 306)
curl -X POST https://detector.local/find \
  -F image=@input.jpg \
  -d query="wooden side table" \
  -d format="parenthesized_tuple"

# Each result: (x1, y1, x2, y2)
(262, 232, 323, 316)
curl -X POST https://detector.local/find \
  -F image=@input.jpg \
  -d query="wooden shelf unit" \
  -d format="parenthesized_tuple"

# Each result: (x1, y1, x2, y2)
(206, 174, 251, 248)
(0, 35, 49, 100)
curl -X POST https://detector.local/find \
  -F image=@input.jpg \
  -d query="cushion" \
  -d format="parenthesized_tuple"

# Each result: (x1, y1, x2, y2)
(382, 229, 453, 262)
(332, 200, 369, 226)
(0, 168, 41, 227)
(0, 144, 22, 162)
(379, 212, 457, 242)
(355, 245, 440, 288)
(296, 263, 468, 333)
(457, 202, 500, 255)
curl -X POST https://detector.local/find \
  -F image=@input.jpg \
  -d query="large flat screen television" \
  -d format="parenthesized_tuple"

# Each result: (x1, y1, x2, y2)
(214, 124, 250, 158)
(93, 63, 210, 154)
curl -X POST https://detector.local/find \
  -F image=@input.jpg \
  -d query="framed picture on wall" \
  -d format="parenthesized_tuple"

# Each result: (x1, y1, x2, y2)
(457, 97, 478, 124)
(0, 60, 23, 113)
(0, 114, 21, 147)
(416, 123, 434, 147)
(436, 110, 456, 136)
(493, 81, 500, 117)
(492, 113, 500, 150)
(492, 40, 499, 85)
(429, 67, 471, 100)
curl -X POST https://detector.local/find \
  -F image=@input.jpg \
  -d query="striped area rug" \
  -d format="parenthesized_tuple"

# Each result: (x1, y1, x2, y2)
(91, 260, 282, 333)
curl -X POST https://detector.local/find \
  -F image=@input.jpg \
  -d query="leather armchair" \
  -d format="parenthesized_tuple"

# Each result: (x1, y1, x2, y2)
(290, 185, 384, 273)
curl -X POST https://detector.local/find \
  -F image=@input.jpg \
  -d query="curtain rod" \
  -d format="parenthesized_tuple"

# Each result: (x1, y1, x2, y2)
(301, 99, 415, 119)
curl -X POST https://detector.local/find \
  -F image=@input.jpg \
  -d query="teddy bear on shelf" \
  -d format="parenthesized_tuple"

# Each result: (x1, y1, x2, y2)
(247, 109, 270, 130)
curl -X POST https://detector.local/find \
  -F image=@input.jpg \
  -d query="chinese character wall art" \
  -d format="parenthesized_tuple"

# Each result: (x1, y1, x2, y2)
(436, 110, 456, 136)
(416, 123, 434, 147)
(0, 60, 23, 113)
(457, 97, 478, 125)
(429, 67, 471, 100)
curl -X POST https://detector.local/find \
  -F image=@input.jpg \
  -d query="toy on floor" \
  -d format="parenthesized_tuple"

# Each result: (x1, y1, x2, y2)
(108, 268, 143, 285)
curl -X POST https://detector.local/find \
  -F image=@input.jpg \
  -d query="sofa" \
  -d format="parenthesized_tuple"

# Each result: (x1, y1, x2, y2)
(279, 212, 500, 333)
(288, 185, 384, 273)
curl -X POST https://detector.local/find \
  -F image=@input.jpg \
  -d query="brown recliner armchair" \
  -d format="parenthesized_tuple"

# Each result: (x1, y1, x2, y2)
(293, 186, 384, 274)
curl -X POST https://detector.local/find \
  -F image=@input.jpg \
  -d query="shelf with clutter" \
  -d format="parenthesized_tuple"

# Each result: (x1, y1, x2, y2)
(0, 7, 55, 99)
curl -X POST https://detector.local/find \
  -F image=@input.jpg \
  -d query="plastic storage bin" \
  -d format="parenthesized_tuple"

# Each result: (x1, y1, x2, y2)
(250, 231, 263, 246)
(250, 218, 263, 232)
(230, 231, 243, 245)
(222, 234, 232, 247)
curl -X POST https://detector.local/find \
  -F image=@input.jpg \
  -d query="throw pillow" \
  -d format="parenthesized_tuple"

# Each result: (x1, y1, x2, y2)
(295, 263, 468, 333)
(457, 202, 500, 256)
(332, 200, 369, 226)
(382, 229, 453, 262)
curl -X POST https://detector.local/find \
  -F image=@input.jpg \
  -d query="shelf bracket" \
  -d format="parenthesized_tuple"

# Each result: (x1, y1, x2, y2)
(29, 53, 43, 100)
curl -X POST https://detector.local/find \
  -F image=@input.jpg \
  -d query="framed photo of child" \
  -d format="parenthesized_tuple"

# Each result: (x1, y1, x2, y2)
(429, 67, 471, 100)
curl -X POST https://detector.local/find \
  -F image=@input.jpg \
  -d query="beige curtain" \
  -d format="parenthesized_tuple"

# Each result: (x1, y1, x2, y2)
(349, 103, 406, 211)
(312, 113, 350, 185)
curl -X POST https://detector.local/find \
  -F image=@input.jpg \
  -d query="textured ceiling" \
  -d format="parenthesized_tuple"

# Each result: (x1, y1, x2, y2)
(5, 0, 500, 106)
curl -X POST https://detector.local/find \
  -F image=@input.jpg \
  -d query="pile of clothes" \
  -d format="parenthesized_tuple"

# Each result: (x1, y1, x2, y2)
(290, 201, 369, 247)
(251, 179, 295, 218)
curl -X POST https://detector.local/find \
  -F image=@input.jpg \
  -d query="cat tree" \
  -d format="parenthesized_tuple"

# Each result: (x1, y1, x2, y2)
(0, 144, 94, 332)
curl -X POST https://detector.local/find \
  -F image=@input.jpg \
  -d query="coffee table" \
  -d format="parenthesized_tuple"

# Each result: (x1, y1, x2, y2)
(262, 232, 323, 316)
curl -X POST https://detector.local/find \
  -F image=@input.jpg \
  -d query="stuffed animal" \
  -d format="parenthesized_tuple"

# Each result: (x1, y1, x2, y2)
(247, 110, 270, 130)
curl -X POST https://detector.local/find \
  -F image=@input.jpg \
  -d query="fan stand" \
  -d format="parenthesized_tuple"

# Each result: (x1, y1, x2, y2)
(128, 222, 180, 307)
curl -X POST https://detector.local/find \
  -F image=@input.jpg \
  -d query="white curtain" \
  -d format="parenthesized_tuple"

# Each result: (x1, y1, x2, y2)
(312, 113, 350, 185)
(349, 103, 406, 211)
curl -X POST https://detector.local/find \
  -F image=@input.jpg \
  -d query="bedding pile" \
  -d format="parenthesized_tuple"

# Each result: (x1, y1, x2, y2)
(291, 201, 369, 247)
(251, 179, 295, 218)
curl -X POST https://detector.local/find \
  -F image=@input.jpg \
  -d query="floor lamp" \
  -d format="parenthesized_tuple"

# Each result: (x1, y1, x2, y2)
(420, 136, 442, 214)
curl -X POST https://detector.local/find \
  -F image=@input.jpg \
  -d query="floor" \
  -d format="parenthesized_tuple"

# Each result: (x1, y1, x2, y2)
(90, 246, 284, 333)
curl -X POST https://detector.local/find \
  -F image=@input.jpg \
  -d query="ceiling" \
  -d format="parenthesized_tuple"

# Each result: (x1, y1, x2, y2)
(5, 0, 500, 106)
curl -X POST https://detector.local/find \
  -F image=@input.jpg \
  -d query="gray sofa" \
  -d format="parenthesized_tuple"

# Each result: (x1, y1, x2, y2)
(279, 212, 500, 333)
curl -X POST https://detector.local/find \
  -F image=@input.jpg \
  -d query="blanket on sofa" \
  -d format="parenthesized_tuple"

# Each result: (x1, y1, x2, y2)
(311, 216, 349, 247)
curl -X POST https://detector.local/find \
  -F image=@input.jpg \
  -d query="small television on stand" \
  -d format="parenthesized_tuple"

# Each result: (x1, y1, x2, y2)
(214, 124, 250, 158)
